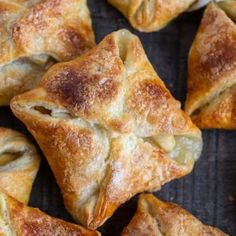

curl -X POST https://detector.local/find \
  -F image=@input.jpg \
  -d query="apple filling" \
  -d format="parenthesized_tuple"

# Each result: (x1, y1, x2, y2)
(153, 134, 202, 164)
(0, 152, 22, 166)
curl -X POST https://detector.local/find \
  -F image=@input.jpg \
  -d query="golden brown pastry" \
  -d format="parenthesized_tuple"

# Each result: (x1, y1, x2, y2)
(0, 191, 100, 236)
(0, 128, 40, 204)
(122, 194, 228, 236)
(11, 29, 203, 229)
(218, 0, 236, 22)
(0, 0, 95, 106)
(185, 3, 236, 129)
(107, 0, 196, 32)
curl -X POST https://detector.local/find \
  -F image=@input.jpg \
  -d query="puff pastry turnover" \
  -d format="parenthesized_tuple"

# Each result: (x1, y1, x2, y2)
(107, 0, 196, 32)
(185, 3, 236, 129)
(0, 0, 95, 106)
(0, 128, 40, 204)
(11, 29, 203, 229)
(0, 191, 100, 236)
(122, 194, 228, 236)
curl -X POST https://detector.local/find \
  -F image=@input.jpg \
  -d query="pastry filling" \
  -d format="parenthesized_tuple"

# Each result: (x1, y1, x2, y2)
(33, 106, 73, 119)
(0, 152, 21, 166)
(153, 134, 202, 164)
(34, 106, 52, 115)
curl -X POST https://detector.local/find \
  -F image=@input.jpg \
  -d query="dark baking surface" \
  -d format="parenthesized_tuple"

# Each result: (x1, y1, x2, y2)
(1, 0, 236, 235)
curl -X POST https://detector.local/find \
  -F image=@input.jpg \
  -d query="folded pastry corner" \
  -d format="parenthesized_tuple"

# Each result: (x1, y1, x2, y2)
(11, 29, 202, 229)
(0, 0, 95, 105)
(0, 128, 40, 204)
(107, 0, 196, 32)
(0, 191, 100, 236)
(122, 194, 228, 236)
(185, 2, 236, 129)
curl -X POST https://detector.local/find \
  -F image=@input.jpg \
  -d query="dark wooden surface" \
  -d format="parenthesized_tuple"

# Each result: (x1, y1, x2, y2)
(0, 0, 236, 235)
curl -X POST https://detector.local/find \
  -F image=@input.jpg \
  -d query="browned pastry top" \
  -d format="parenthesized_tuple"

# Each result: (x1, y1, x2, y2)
(0, 191, 100, 236)
(0, 0, 95, 64)
(40, 30, 198, 136)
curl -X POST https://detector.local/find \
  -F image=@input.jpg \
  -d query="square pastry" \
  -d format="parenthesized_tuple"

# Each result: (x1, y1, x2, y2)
(11, 29, 203, 229)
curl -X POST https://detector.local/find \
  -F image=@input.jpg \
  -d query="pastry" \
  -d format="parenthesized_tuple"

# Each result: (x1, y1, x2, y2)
(185, 3, 236, 129)
(107, 0, 196, 32)
(0, 191, 100, 236)
(0, 128, 40, 204)
(218, 0, 236, 22)
(11, 29, 203, 229)
(122, 194, 228, 236)
(0, 0, 95, 105)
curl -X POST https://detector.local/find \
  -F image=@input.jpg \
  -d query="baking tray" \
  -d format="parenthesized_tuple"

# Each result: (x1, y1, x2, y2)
(0, 0, 235, 235)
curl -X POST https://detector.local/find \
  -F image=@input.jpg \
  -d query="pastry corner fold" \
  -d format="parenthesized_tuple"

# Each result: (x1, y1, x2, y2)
(185, 2, 236, 129)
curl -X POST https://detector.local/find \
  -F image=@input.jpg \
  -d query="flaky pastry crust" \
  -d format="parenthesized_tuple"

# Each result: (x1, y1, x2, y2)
(107, 0, 196, 32)
(0, 191, 100, 236)
(185, 3, 236, 129)
(0, 0, 95, 105)
(0, 128, 40, 204)
(122, 194, 228, 236)
(11, 29, 202, 229)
